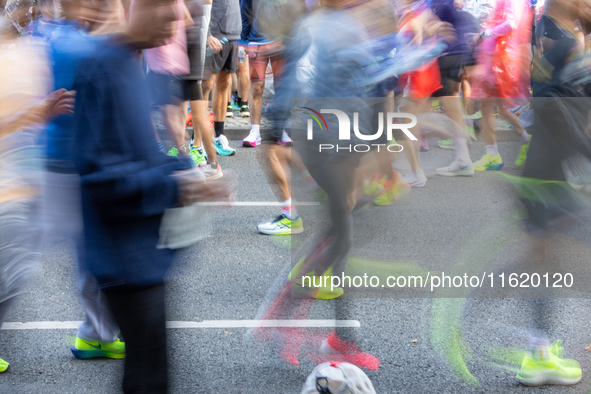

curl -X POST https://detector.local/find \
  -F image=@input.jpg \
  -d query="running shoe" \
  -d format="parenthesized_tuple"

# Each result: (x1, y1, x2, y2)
(464, 110, 482, 120)
(437, 138, 454, 149)
(517, 343, 582, 386)
(362, 175, 385, 198)
(374, 171, 409, 205)
(71, 337, 126, 359)
(509, 104, 528, 116)
(213, 134, 236, 156)
(258, 214, 303, 235)
(278, 130, 293, 147)
(226, 105, 234, 118)
(167, 147, 180, 157)
(0, 358, 8, 372)
(316, 331, 380, 373)
(240, 104, 250, 117)
(402, 169, 427, 188)
(231, 102, 240, 111)
(515, 135, 531, 168)
(201, 162, 223, 180)
(417, 137, 429, 151)
(431, 99, 439, 111)
(189, 148, 207, 167)
(242, 129, 261, 147)
(473, 153, 504, 171)
(436, 160, 475, 176)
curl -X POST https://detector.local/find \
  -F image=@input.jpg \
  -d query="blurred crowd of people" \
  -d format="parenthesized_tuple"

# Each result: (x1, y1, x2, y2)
(2, 0, 591, 392)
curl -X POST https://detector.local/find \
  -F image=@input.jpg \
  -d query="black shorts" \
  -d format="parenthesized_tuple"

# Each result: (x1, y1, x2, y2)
(434, 54, 474, 97)
(147, 72, 188, 105)
(186, 80, 203, 101)
(204, 39, 239, 78)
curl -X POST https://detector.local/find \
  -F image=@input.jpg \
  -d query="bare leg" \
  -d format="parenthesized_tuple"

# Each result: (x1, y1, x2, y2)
(202, 73, 216, 111)
(250, 80, 265, 125)
(481, 99, 497, 146)
(238, 54, 250, 106)
(161, 103, 186, 153)
(212, 71, 231, 123)
(268, 144, 290, 201)
(190, 98, 218, 164)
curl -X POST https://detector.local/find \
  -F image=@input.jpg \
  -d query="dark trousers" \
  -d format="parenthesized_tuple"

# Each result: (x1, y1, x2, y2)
(104, 284, 167, 394)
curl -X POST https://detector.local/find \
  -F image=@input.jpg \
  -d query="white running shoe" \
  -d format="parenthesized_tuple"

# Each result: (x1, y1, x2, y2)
(213, 134, 236, 156)
(201, 163, 223, 180)
(278, 130, 293, 146)
(436, 161, 475, 176)
(242, 129, 261, 147)
(226, 105, 234, 118)
(402, 169, 427, 188)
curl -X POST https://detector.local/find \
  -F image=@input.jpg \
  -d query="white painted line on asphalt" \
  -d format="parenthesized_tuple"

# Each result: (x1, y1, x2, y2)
(1, 320, 360, 330)
(195, 201, 320, 207)
(166, 320, 360, 328)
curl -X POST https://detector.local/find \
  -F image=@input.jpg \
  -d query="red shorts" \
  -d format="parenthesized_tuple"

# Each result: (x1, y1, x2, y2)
(248, 42, 285, 82)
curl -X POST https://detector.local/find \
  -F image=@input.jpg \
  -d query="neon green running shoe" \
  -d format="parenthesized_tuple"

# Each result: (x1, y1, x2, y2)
(189, 148, 207, 167)
(437, 139, 454, 149)
(517, 343, 582, 386)
(167, 147, 180, 157)
(515, 135, 531, 168)
(0, 358, 8, 372)
(288, 259, 343, 299)
(473, 153, 504, 171)
(464, 110, 482, 120)
(71, 337, 126, 359)
(258, 214, 303, 235)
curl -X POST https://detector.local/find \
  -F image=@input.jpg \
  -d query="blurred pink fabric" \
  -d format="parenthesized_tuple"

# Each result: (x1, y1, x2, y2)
(472, 0, 532, 106)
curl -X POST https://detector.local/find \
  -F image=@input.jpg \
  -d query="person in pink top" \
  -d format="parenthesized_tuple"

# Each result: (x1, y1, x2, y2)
(143, 0, 192, 158)
(470, 0, 533, 171)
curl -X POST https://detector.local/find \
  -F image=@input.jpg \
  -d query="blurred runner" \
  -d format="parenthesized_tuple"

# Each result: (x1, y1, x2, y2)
(470, 0, 532, 171)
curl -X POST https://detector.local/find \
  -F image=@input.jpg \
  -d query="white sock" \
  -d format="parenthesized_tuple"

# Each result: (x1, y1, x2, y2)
(251, 124, 260, 134)
(521, 132, 530, 143)
(453, 138, 471, 166)
(281, 198, 297, 220)
(485, 144, 498, 157)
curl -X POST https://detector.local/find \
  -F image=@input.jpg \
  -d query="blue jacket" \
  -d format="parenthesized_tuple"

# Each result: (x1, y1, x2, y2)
(72, 39, 192, 289)
(240, 0, 266, 43)
(41, 21, 103, 163)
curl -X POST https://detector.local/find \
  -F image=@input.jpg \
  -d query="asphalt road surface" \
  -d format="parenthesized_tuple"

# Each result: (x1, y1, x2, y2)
(2, 136, 591, 394)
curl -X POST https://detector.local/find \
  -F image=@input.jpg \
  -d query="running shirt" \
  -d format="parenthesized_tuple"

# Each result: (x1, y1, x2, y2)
(142, 0, 190, 76)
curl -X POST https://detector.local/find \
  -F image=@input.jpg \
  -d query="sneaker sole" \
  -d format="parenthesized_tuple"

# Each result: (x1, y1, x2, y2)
(474, 163, 504, 171)
(204, 172, 223, 181)
(226, 113, 234, 118)
(258, 226, 304, 236)
(437, 144, 455, 150)
(197, 161, 207, 167)
(517, 375, 582, 387)
(71, 347, 125, 359)
(215, 148, 236, 156)
(242, 141, 260, 148)
(436, 169, 474, 177)
(241, 113, 250, 117)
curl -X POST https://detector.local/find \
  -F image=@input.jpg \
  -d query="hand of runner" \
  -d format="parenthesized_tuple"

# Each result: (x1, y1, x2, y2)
(207, 36, 223, 54)
(172, 168, 233, 206)
(47, 89, 76, 117)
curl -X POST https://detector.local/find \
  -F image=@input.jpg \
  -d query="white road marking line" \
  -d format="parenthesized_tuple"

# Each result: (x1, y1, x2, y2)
(1, 320, 360, 330)
(195, 202, 320, 207)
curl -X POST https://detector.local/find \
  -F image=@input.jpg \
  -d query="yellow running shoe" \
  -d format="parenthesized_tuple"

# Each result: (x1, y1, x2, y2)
(517, 342, 582, 386)
(515, 135, 531, 168)
(0, 358, 8, 372)
(473, 153, 504, 171)
(71, 337, 126, 359)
